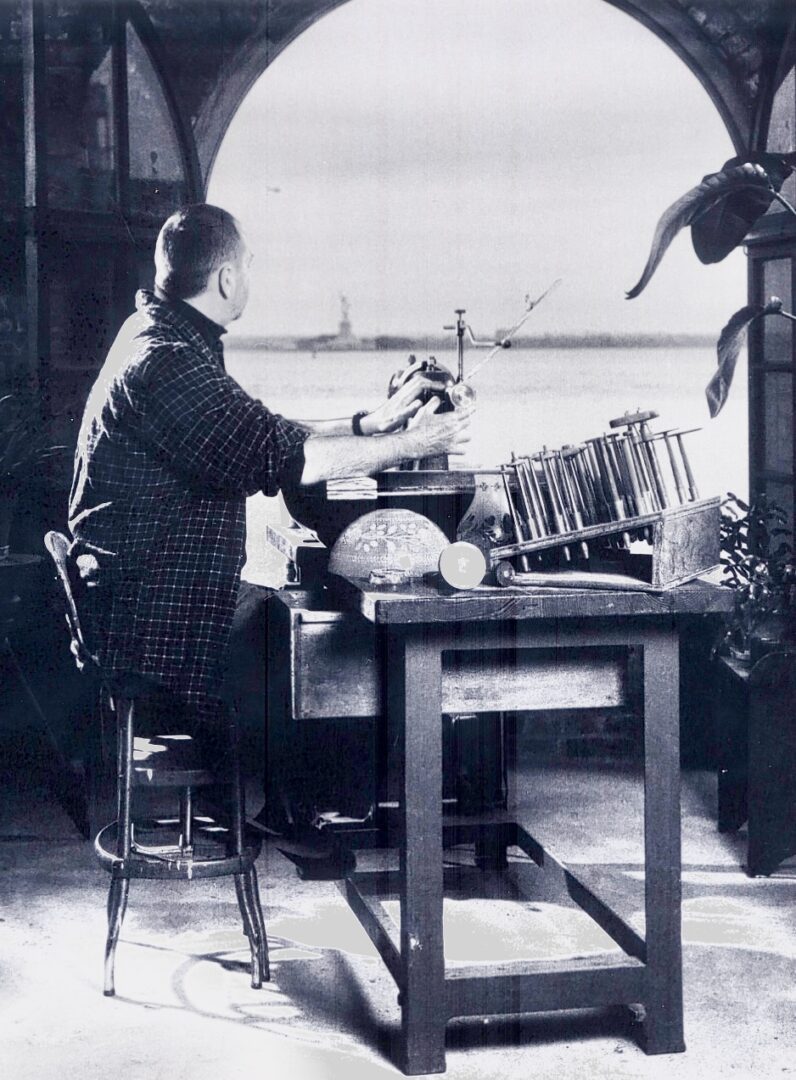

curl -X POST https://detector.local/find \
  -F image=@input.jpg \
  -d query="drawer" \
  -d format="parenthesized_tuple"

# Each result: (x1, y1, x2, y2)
(291, 609, 380, 719)
(287, 608, 626, 720)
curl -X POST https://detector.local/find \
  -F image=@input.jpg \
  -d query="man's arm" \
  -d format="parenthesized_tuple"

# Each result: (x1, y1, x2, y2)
(286, 364, 440, 437)
(301, 398, 473, 484)
(134, 342, 308, 496)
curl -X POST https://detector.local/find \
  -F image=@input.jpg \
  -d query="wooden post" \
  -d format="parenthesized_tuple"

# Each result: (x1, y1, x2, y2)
(641, 624, 685, 1054)
(392, 626, 446, 1075)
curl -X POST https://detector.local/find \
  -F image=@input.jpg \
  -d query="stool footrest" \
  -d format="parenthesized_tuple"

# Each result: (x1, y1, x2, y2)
(95, 819, 262, 879)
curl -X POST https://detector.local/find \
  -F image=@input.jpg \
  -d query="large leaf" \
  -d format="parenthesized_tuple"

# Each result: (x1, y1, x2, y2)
(705, 298, 784, 418)
(626, 157, 796, 299)
(692, 152, 796, 263)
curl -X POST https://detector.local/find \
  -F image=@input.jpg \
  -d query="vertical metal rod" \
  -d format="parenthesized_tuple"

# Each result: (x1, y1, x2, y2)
(628, 434, 656, 515)
(662, 432, 688, 503)
(592, 437, 632, 547)
(511, 454, 540, 540)
(550, 453, 575, 531)
(179, 787, 193, 852)
(600, 437, 625, 516)
(627, 428, 658, 512)
(578, 445, 604, 524)
(567, 448, 594, 524)
(536, 452, 572, 561)
(605, 435, 636, 516)
(584, 440, 611, 521)
(456, 309, 466, 383)
(522, 456, 551, 535)
(614, 435, 653, 540)
(561, 449, 587, 519)
(639, 420, 670, 508)
(500, 467, 530, 571)
(557, 450, 589, 558)
(675, 433, 700, 501)
(511, 453, 537, 540)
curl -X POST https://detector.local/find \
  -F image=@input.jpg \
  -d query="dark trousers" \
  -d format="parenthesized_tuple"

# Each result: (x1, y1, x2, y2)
(222, 580, 274, 739)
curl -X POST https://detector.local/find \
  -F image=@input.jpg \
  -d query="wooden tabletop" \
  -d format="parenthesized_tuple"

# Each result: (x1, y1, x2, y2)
(334, 574, 735, 625)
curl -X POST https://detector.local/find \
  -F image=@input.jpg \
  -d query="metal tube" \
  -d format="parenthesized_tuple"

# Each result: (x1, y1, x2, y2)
(180, 787, 193, 852)
(510, 453, 540, 540)
(639, 419, 670, 508)
(612, 434, 654, 540)
(536, 452, 571, 561)
(522, 456, 552, 535)
(675, 432, 700, 501)
(594, 436, 630, 519)
(597, 436, 634, 546)
(557, 450, 589, 558)
(500, 467, 530, 570)
(569, 448, 597, 524)
(660, 431, 688, 503)
(627, 434, 656, 515)
(583, 440, 612, 521)
(626, 429, 658, 512)
(551, 452, 575, 531)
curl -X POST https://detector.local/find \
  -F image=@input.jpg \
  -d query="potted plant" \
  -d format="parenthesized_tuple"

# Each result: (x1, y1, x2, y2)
(718, 492, 796, 662)
(0, 394, 66, 561)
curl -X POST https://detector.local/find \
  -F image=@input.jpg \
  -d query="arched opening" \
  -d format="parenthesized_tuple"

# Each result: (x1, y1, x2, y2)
(208, 0, 748, 501)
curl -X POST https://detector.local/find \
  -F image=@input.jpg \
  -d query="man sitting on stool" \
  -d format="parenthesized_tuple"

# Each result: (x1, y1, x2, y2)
(68, 203, 473, 850)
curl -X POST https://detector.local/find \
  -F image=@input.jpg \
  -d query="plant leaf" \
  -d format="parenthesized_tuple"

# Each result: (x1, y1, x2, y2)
(692, 152, 796, 263)
(626, 158, 796, 299)
(705, 298, 784, 418)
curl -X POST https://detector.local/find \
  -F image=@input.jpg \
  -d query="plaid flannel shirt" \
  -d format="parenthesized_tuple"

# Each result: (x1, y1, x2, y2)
(68, 289, 307, 707)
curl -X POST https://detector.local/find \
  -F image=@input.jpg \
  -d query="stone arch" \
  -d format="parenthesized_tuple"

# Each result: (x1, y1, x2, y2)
(603, 0, 754, 151)
(194, 0, 751, 193)
(194, 0, 351, 192)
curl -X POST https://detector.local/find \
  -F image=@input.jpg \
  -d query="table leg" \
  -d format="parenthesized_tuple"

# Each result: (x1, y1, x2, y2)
(640, 626, 685, 1054)
(393, 628, 446, 1075)
(715, 663, 748, 833)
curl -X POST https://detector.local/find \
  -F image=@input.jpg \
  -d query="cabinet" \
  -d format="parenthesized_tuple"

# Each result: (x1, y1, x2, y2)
(715, 650, 796, 875)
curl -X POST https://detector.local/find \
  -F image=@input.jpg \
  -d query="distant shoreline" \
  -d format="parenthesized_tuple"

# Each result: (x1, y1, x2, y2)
(226, 332, 716, 352)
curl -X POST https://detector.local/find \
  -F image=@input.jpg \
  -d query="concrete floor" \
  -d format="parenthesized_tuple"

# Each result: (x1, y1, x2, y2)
(1, 747, 795, 1080)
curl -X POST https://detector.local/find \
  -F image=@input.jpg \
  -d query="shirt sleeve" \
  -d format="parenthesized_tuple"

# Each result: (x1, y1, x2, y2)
(130, 342, 308, 497)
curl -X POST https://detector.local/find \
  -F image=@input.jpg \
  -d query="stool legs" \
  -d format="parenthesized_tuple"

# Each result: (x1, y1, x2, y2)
(248, 866, 270, 981)
(98, 696, 269, 995)
(104, 697, 135, 997)
(235, 871, 266, 988)
(104, 876, 129, 996)
(228, 709, 270, 987)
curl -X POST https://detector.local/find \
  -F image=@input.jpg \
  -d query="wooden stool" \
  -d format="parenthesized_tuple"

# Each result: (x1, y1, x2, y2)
(45, 531, 269, 994)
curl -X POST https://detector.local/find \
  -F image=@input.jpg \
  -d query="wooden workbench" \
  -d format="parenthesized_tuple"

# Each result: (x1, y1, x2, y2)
(330, 575, 732, 1074)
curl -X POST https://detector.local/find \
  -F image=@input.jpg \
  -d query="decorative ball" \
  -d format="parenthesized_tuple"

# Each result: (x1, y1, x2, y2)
(439, 542, 487, 590)
(328, 509, 449, 581)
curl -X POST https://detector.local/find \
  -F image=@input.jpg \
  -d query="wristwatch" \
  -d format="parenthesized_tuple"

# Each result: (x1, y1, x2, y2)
(352, 410, 369, 436)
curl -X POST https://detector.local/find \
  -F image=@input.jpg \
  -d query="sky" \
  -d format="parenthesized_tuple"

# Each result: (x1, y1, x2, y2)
(208, 0, 746, 339)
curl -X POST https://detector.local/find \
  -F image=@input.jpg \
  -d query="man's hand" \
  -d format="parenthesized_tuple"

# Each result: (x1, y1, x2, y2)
(359, 359, 441, 435)
(404, 396, 474, 458)
(300, 388, 475, 485)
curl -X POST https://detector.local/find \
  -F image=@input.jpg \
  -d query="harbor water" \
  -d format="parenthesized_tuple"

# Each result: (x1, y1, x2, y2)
(226, 344, 748, 502)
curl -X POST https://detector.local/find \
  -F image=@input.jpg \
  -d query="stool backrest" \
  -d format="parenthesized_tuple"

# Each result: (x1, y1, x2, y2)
(44, 530, 96, 673)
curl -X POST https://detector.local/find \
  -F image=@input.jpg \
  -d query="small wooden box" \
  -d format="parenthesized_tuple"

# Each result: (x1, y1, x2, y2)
(624, 497, 721, 588)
